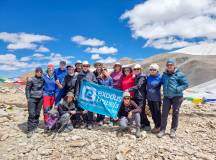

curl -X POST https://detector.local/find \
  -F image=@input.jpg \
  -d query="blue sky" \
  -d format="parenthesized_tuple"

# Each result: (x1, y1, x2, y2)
(1, 0, 216, 77)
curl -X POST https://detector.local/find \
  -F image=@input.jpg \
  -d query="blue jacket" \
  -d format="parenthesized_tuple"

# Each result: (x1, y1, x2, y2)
(43, 74, 56, 96)
(162, 69, 189, 98)
(54, 68, 67, 92)
(147, 74, 162, 101)
(97, 76, 113, 87)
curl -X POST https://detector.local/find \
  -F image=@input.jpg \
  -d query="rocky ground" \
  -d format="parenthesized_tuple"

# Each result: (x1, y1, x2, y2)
(0, 85, 216, 160)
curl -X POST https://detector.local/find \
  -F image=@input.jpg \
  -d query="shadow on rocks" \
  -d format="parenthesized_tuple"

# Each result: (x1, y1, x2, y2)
(17, 120, 44, 134)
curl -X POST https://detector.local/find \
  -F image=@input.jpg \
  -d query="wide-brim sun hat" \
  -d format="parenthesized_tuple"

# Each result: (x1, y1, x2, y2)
(94, 61, 103, 68)
(75, 60, 82, 66)
(82, 60, 90, 66)
(133, 64, 142, 69)
(123, 91, 131, 98)
(66, 92, 74, 97)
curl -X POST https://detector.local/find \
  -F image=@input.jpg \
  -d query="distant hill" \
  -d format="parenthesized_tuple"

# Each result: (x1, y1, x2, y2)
(110, 53, 216, 87)
(20, 50, 216, 87)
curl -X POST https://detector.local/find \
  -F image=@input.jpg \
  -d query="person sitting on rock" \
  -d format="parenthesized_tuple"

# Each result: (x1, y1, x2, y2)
(117, 91, 141, 138)
(25, 67, 44, 138)
(57, 92, 79, 132)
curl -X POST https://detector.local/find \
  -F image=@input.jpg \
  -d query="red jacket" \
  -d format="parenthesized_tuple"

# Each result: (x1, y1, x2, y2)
(121, 74, 135, 97)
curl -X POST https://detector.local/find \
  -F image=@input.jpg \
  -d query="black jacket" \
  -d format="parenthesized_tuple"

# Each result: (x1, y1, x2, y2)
(128, 73, 147, 100)
(75, 70, 97, 99)
(118, 100, 141, 118)
(62, 74, 77, 94)
(25, 76, 44, 99)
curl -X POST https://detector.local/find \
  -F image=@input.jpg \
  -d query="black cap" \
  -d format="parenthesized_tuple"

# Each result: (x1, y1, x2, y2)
(60, 61, 66, 65)
(35, 67, 43, 73)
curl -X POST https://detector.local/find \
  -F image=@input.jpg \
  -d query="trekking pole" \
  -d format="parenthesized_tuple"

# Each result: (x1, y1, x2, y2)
(52, 114, 73, 139)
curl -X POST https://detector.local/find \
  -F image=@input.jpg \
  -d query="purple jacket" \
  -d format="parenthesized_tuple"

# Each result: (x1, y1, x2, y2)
(110, 71, 123, 90)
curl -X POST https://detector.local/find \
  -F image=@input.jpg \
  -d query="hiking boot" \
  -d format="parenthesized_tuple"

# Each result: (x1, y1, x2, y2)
(170, 129, 176, 138)
(157, 130, 165, 138)
(87, 124, 93, 130)
(151, 127, 160, 134)
(135, 127, 141, 138)
(64, 124, 73, 132)
(27, 130, 34, 138)
(143, 126, 151, 132)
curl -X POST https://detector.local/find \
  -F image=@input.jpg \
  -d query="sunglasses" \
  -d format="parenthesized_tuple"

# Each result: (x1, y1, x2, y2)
(124, 97, 130, 100)
(83, 65, 89, 67)
(133, 68, 140, 71)
(124, 69, 130, 72)
(150, 69, 157, 71)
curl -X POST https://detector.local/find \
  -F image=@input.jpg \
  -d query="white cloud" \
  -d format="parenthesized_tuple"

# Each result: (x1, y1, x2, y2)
(0, 32, 54, 50)
(71, 35, 105, 46)
(20, 56, 32, 62)
(48, 53, 74, 65)
(0, 54, 29, 71)
(98, 57, 117, 64)
(35, 45, 50, 52)
(91, 54, 102, 60)
(33, 53, 45, 57)
(85, 46, 118, 54)
(121, 0, 216, 50)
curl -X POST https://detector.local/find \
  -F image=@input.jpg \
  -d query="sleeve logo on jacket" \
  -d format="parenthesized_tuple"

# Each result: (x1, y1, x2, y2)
(81, 86, 97, 102)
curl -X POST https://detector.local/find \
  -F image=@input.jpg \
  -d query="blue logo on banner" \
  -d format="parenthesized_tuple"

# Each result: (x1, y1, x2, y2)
(78, 80, 123, 118)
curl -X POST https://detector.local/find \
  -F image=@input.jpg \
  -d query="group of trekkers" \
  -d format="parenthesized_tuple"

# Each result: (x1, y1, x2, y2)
(25, 59, 189, 139)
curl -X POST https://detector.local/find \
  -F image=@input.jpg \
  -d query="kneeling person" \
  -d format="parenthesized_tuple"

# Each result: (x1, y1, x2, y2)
(58, 92, 78, 132)
(118, 92, 141, 138)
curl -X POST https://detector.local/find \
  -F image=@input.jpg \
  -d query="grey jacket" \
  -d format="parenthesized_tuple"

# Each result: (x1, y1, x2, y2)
(25, 76, 44, 99)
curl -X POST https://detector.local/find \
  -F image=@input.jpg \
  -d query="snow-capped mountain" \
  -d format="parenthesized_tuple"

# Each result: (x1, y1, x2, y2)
(171, 43, 216, 55)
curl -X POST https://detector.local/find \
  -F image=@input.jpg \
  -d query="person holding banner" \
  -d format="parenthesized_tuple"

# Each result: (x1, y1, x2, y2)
(147, 63, 162, 134)
(110, 62, 123, 90)
(75, 60, 97, 130)
(96, 67, 113, 126)
(127, 64, 151, 131)
(117, 92, 141, 138)
(157, 59, 188, 138)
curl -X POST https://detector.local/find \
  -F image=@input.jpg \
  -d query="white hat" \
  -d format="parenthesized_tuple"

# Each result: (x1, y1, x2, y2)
(149, 63, 159, 71)
(114, 62, 121, 66)
(82, 60, 90, 66)
(123, 91, 131, 97)
(133, 64, 142, 69)
(76, 60, 82, 64)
